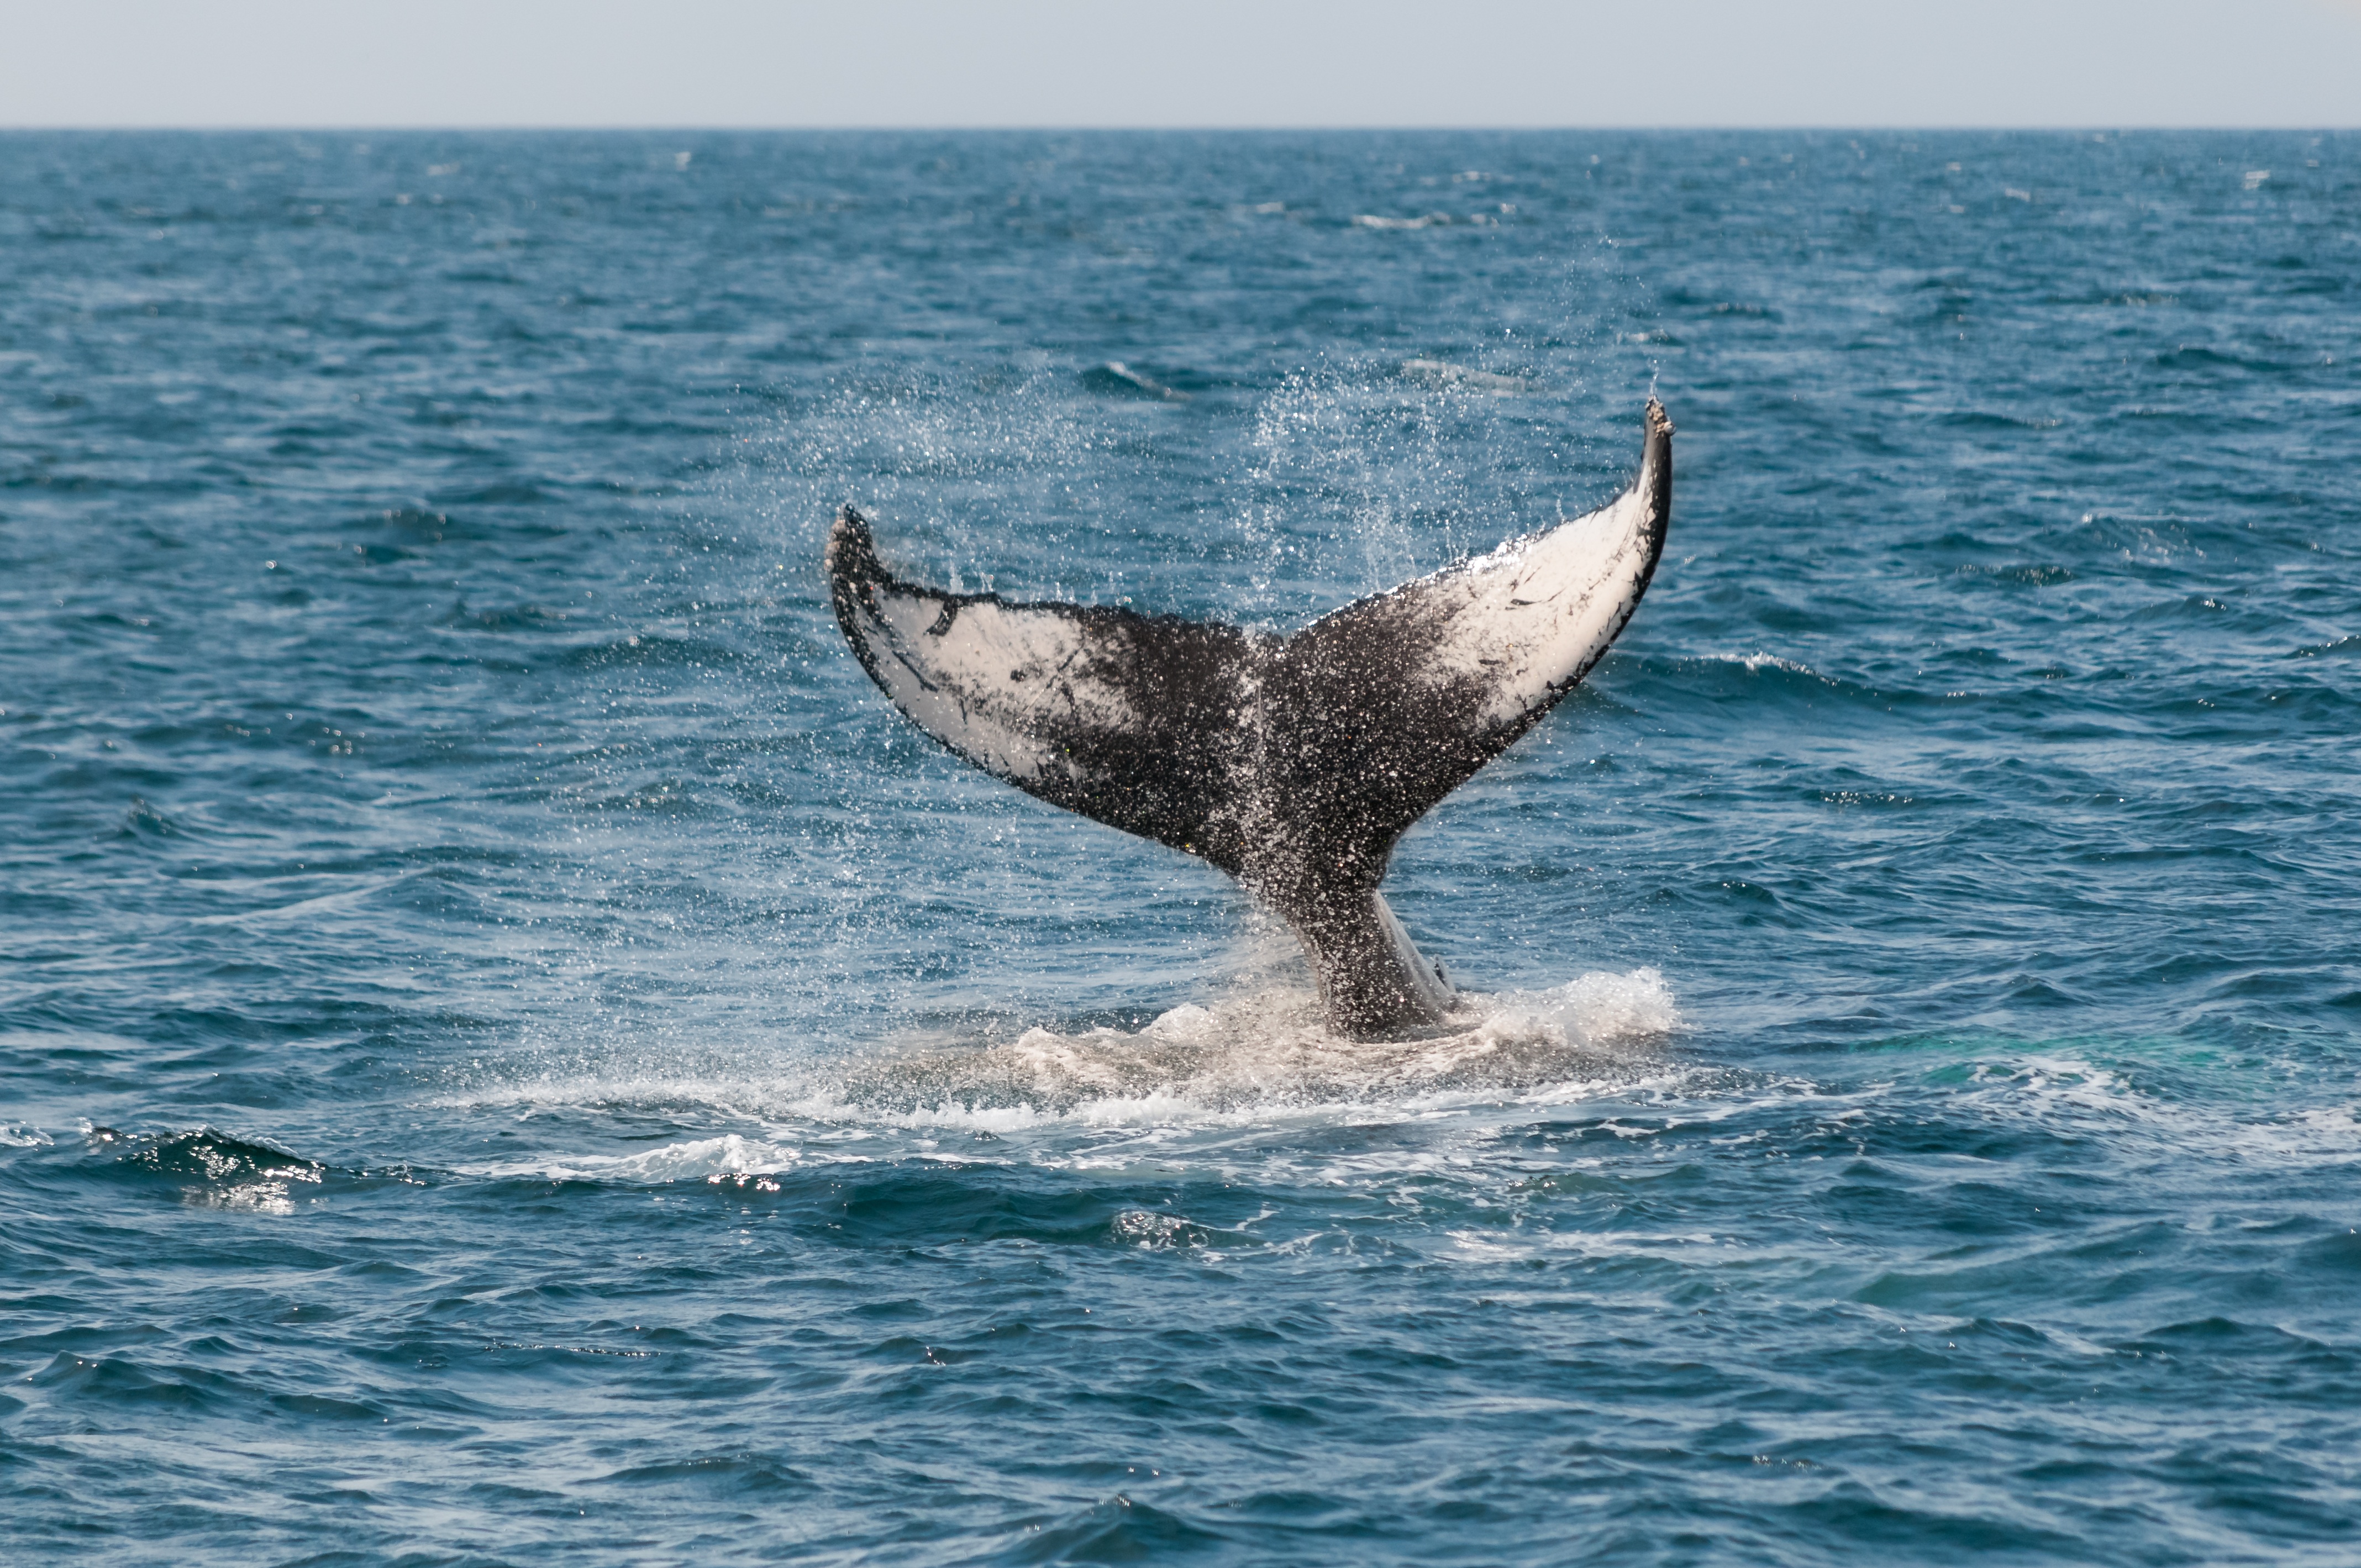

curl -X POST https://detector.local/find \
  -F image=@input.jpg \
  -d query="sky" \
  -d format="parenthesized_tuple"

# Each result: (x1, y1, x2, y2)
(1, 0, 2357, 128)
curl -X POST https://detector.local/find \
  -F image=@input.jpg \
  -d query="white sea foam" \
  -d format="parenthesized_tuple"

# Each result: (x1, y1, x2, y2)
(1353, 212, 1453, 230)
(464, 1132, 804, 1184)
(441, 969, 1684, 1181)
(1732, 650, 1820, 676)
(830, 967, 1680, 1123)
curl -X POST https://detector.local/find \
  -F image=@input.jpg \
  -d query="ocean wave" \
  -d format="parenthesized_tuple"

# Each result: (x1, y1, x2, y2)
(1401, 358, 1536, 396)
(1079, 361, 1190, 402)
(79, 1125, 328, 1215)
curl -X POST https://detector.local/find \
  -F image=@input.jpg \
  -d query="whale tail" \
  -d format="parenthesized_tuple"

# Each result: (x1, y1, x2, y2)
(828, 398, 1673, 1037)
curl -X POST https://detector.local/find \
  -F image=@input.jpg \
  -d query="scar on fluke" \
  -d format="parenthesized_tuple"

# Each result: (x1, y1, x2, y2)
(828, 398, 1673, 1039)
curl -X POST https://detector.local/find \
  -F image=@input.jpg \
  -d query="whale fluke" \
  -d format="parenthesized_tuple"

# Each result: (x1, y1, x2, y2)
(828, 398, 1673, 1038)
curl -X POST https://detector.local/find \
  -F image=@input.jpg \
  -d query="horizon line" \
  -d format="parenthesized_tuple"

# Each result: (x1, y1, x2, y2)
(3, 123, 2353, 134)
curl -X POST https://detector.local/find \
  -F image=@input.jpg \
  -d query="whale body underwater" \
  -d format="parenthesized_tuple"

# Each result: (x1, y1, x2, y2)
(827, 398, 1674, 1039)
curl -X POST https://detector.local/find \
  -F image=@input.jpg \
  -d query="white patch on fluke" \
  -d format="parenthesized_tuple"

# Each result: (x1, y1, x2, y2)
(847, 589, 1142, 784)
(1320, 460, 1664, 728)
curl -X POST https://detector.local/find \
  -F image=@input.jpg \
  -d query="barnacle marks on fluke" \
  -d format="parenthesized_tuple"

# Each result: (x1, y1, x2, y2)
(828, 399, 1673, 1038)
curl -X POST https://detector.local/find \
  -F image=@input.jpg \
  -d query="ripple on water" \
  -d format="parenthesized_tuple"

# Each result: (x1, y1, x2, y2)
(4, 129, 2360, 1567)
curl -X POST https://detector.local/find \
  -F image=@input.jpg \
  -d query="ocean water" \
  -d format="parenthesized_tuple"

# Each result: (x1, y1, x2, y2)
(3, 129, 2358, 1565)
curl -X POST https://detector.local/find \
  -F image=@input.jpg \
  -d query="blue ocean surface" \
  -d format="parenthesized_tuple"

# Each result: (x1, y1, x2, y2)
(3, 130, 2358, 1565)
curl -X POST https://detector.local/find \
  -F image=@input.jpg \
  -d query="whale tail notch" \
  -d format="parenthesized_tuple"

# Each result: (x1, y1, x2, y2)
(827, 398, 1673, 1038)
